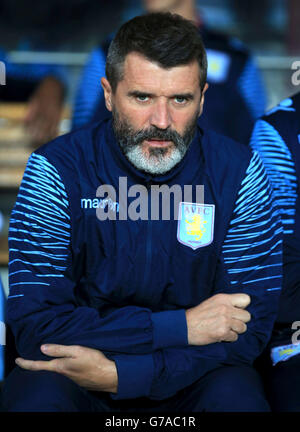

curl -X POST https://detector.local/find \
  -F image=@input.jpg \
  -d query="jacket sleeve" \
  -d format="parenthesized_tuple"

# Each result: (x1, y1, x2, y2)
(110, 152, 283, 400)
(250, 118, 298, 235)
(7, 153, 187, 360)
(250, 118, 300, 323)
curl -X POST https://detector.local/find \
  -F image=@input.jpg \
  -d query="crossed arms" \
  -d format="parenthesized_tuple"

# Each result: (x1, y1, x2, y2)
(8, 151, 282, 399)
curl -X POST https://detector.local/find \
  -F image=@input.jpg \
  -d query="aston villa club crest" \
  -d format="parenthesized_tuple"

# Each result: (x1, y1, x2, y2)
(177, 202, 215, 250)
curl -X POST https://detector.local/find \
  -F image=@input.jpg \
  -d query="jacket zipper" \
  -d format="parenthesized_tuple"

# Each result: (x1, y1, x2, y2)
(143, 217, 153, 289)
(142, 179, 153, 290)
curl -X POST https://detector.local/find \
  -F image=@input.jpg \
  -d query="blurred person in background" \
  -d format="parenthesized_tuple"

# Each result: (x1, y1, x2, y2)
(0, 48, 66, 145)
(250, 92, 300, 412)
(72, 0, 266, 144)
(0, 0, 72, 145)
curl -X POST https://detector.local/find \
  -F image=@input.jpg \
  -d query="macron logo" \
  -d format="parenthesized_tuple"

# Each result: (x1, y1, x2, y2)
(81, 198, 119, 212)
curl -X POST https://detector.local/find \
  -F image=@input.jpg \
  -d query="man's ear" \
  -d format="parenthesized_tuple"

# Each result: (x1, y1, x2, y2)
(101, 77, 113, 112)
(198, 83, 209, 117)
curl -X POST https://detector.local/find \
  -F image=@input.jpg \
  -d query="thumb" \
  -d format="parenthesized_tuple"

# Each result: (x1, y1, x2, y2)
(229, 293, 251, 309)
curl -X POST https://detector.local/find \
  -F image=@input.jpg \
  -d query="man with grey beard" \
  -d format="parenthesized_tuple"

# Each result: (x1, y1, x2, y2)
(3, 13, 281, 412)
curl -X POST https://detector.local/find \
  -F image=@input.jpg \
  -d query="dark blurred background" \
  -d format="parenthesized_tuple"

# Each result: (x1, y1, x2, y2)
(0, 0, 126, 51)
(0, 0, 293, 51)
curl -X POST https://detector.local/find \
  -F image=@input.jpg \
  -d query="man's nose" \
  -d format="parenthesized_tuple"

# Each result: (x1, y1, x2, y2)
(149, 99, 172, 130)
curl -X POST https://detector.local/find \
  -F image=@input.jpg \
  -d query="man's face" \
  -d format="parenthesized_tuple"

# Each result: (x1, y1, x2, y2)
(143, 0, 184, 13)
(102, 52, 207, 175)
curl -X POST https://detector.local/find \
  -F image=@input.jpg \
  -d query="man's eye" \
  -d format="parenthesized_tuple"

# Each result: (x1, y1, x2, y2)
(174, 96, 187, 104)
(136, 95, 149, 102)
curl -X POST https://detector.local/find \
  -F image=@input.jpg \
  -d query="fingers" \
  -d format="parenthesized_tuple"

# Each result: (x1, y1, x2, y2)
(15, 344, 77, 372)
(212, 293, 251, 310)
(222, 330, 239, 342)
(228, 293, 251, 309)
(41, 344, 77, 358)
(14, 345, 83, 375)
(230, 318, 247, 335)
(219, 320, 247, 343)
(15, 358, 55, 371)
(231, 307, 251, 323)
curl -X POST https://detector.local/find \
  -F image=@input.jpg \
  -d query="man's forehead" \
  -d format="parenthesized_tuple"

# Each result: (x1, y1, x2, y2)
(121, 52, 200, 93)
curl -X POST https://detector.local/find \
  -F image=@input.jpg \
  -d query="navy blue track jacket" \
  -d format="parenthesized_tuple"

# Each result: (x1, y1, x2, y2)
(72, 26, 266, 144)
(8, 119, 282, 400)
(250, 93, 300, 324)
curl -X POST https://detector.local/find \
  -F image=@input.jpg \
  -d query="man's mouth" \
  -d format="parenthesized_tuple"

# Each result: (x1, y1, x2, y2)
(145, 139, 173, 147)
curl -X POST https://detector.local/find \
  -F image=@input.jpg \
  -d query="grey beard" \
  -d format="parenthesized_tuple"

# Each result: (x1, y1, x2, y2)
(112, 109, 198, 175)
(123, 143, 184, 175)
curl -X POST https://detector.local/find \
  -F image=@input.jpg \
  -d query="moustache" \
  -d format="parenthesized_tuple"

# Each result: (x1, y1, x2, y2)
(132, 126, 183, 147)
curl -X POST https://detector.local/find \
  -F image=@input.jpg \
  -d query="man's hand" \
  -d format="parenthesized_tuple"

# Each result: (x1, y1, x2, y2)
(24, 77, 64, 145)
(185, 293, 251, 345)
(15, 344, 118, 393)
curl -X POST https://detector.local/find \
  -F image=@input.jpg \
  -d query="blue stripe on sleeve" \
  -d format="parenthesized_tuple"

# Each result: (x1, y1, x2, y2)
(222, 151, 283, 292)
(8, 153, 70, 291)
(250, 119, 298, 235)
